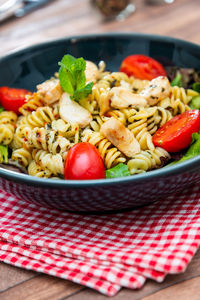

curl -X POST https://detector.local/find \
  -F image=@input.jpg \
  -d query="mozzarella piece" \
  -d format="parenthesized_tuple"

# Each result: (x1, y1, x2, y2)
(100, 117, 141, 157)
(59, 93, 92, 128)
(140, 76, 171, 105)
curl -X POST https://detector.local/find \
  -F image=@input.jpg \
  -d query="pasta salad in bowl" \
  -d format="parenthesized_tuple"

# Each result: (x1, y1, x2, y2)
(0, 33, 200, 211)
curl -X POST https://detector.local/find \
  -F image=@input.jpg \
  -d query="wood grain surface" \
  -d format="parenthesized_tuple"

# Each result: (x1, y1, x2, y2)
(1, 0, 200, 299)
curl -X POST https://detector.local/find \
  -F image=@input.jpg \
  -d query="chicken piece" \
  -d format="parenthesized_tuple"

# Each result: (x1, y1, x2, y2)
(85, 61, 100, 84)
(59, 93, 92, 128)
(140, 76, 171, 105)
(109, 87, 147, 109)
(37, 78, 62, 105)
(98, 92, 110, 116)
(100, 117, 141, 157)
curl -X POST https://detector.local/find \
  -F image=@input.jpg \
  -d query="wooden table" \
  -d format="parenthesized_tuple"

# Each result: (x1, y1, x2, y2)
(1, 0, 200, 299)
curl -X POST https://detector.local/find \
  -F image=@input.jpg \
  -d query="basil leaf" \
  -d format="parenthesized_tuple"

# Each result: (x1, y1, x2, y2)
(60, 54, 76, 74)
(171, 73, 182, 87)
(192, 82, 200, 93)
(0, 106, 4, 113)
(59, 64, 75, 95)
(74, 57, 86, 90)
(58, 54, 93, 102)
(0, 145, 8, 163)
(106, 163, 130, 179)
(73, 82, 93, 102)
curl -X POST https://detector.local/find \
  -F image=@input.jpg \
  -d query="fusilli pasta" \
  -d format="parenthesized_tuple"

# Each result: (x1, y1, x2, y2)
(1, 57, 198, 180)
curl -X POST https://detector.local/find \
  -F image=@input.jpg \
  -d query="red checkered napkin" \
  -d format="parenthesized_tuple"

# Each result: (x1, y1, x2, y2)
(1, 185, 200, 296)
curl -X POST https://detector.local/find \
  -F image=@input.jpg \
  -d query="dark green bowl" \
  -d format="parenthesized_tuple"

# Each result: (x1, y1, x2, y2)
(0, 33, 200, 212)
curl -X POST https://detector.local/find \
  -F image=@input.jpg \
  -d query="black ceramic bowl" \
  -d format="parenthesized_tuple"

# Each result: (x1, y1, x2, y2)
(0, 33, 200, 212)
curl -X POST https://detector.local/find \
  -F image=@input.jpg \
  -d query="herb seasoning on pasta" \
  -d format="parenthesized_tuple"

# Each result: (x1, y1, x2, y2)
(0, 54, 199, 179)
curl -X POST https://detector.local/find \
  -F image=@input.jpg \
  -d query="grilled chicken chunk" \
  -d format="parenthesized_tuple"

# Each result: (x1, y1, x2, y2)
(109, 87, 147, 109)
(37, 78, 62, 105)
(59, 93, 92, 128)
(100, 117, 141, 157)
(85, 61, 100, 84)
(140, 76, 171, 105)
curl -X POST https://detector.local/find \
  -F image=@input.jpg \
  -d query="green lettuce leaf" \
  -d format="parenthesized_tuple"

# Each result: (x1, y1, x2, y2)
(106, 163, 130, 179)
(192, 82, 200, 93)
(167, 132, 200, 166)
(0, 145, 8, 163)
(189, 96, 200, 110)
(171, 72, 182, 87)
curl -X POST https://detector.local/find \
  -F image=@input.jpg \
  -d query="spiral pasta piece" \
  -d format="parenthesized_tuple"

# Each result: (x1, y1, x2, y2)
(0, 111, 17, 124)
(32, 149, 64, 175)
(146, 107, 173, 135)
(81, 129, 125, 168)
(158, 96, 190, 115)
(10, 124, 32, 149)
(0, 111, 18, 145)
(28, 160, 52, 178)
(23, 106, 56, 128)
(123, 107, 157, 150)
(89, 115, 105, 132)
(11, 148, 32, 167)
(171, 86, 192, 104)
(19, 93, 44, 116)
(46, 119, 80, 145)
(127, 147, 170, 174)
(157, 86, 192, 116)
(26, 127, 71, 156)
(106, 110, 126, 125)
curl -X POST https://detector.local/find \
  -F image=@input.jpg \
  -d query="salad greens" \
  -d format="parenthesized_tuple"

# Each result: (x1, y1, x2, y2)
(58, 54, 93, 102)
(106, 163, 130, 179)
(171, 72, 182, 87)
(166, 67, 200, 89)
(189, 96, 200, 110)
(168, 132, 200, 166)
(0, 145, 8, 163)
(193, 82, 200, 93)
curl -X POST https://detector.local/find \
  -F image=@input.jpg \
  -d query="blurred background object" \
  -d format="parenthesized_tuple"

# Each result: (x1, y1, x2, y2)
(0, 0, 54, 22)
(91, 0, 136, 20)
(145, 0, 174, 4)
(0, 0, 23, 22)
(0, 0, 199, 57)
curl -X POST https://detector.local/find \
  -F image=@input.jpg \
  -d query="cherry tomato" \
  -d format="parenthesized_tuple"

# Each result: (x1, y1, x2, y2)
(0, 87, 31, 114)
(64, 142, 105, 180)
(152, 110, 200, 152)
(120, 54, 167, 80)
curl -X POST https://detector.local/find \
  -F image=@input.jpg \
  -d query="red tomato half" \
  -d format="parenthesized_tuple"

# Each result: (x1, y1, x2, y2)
(120, 54, 166, 80)
(64, 142, 105, 180)
(153, 110, 200, 152)
(0, 87, 31, 114)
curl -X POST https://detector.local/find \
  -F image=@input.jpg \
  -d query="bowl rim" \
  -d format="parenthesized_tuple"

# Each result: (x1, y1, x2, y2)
(0, 32, 200, 188)
(1, 32, 200, 62)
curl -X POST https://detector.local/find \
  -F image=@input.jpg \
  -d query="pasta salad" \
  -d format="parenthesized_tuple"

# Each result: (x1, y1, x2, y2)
(0, 54, 200, 180)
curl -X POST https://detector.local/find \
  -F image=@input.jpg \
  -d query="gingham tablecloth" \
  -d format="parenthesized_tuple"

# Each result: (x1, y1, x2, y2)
(1, 185, 200, 296)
